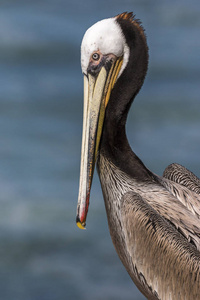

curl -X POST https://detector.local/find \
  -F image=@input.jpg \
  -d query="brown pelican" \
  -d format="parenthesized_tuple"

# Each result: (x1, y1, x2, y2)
(76, 12, 200, 299)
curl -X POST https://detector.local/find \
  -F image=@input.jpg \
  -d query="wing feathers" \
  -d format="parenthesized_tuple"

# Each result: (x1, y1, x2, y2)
(160, 163, 200, 219)
(121, 191, 200, 300)
(163, 163, 200, 195)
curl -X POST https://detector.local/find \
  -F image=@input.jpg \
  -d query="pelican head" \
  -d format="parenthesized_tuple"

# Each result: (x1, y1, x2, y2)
(76, 13, 148, 229)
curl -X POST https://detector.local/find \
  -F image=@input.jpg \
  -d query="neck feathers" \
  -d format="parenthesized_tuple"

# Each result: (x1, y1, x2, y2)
(101, 14, 148, 146)
(99, 14, 152, 181)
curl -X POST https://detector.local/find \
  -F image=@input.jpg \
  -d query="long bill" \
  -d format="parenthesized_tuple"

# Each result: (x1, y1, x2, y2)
(76, 58, 123, 229)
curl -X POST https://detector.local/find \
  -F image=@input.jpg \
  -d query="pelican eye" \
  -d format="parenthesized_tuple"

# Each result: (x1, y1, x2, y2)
(92, 53, 100, 61)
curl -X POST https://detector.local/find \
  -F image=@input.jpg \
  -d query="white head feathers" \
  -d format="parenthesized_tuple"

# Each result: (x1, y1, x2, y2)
(81, 17, 130, 78)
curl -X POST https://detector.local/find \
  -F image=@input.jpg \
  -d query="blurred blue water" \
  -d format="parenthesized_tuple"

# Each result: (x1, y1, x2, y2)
(0, 1, 199, 299)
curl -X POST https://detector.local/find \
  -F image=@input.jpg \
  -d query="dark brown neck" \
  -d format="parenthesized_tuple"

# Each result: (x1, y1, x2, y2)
(99, 17, 155, 182)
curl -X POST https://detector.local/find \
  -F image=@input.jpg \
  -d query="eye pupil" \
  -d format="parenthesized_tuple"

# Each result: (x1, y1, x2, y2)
(92, 53, 100, 60)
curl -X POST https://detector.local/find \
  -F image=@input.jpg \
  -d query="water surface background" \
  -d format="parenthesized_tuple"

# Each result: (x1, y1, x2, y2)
(0, 1, 200, 299)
